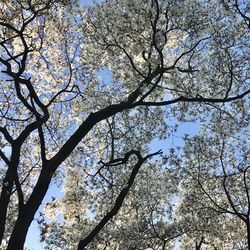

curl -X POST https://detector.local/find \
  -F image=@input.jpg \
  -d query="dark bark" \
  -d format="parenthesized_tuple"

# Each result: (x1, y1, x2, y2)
(6, 166, 52, 250)
(0, 146, 21, 245)
(0, 169, 13, 244)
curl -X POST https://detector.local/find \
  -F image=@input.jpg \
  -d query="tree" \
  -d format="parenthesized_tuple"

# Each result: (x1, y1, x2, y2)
(171, 111, 249, 249)
(0, 0, 249, 249)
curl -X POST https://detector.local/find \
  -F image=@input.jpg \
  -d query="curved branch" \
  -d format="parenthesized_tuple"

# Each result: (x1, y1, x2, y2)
(136, 89, 250, 107)
(77, 150, 162, 250)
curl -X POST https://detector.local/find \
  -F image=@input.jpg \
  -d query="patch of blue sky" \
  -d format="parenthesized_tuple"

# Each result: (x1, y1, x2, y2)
(150, 120, 200, 155)
(95, 68, 113, 85)
(79, 0, 101, 6)
(25, 222, 44, 250)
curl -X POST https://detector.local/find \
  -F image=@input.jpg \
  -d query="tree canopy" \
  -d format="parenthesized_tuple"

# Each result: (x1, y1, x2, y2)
(0, 0, 249, 249)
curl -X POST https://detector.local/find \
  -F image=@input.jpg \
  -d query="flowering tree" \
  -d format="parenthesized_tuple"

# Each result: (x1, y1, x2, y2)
(0, 0, 249, 249)
(170, 112, 249, 249)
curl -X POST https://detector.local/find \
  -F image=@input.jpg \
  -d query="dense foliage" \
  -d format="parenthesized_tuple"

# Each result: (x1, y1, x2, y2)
(0, 0, 249, 249)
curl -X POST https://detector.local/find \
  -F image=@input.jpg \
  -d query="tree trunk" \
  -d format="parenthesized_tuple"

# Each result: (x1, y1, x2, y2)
(6, 210, 32, 250)
(0, 170, 13, 244)
(6, 167, 53, 250)
(0, 148, 21, 245)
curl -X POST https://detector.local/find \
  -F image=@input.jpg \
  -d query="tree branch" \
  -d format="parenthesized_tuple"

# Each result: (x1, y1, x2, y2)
(77, 150, 162, 249)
